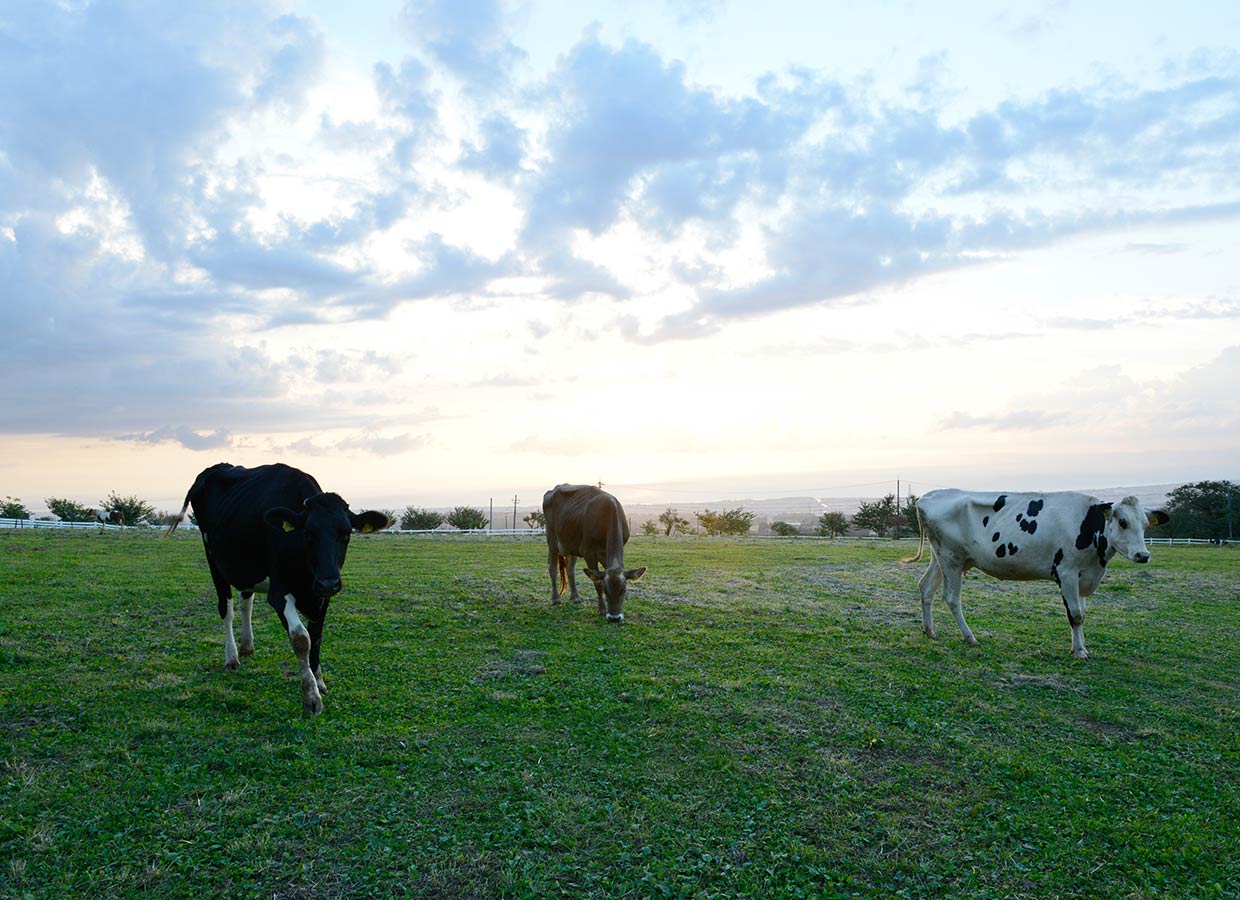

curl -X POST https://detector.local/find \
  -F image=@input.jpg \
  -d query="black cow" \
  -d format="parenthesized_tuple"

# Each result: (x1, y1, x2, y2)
(543, 484, 646, 622)
(166, 463, 390, 715)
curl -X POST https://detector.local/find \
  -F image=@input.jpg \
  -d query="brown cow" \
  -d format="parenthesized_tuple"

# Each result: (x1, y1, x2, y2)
(543, 484, 646, 622)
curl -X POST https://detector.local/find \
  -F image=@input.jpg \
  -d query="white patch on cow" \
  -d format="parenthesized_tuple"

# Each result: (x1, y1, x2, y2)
(283, 594, 307, 642)
(283, 593, 322, 716)
(222, 596, 239, 669)
(606, 612, 624, 623)
(238, 592, 255, 657)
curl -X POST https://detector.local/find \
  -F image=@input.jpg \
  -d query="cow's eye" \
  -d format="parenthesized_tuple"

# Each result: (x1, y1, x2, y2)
(1118, 518, 1128, 530)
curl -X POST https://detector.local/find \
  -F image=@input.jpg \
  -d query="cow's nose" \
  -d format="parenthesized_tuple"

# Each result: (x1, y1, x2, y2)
(1134, 551, 1150, 564)
(317, 577, 343, 596)
(606, 613, 624, 623)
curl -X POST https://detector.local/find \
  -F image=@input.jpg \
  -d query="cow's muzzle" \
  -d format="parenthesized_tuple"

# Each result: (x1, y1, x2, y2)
(606, 612, 624, 623)
(1133, 551, 1150, 564)
(315, 576, 343, 598)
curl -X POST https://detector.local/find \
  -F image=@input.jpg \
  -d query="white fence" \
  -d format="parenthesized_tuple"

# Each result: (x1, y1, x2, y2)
(0, 517, 545, 536)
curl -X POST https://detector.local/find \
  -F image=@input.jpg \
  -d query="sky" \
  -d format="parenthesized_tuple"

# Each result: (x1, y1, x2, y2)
(2, 0, 1238, 516)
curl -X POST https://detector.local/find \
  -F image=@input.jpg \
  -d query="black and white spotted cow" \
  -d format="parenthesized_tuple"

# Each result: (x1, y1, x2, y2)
(904, 490, 1169, 659)
(165, 463, 391, 715)
(93, 508, 124, 527)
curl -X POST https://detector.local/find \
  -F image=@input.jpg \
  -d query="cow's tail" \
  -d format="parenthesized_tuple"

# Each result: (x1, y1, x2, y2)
(557, 555, 569, 597)
(163, 495, 191, 537)
(163, 467, 214, 537)
(901, 502, 926, 565)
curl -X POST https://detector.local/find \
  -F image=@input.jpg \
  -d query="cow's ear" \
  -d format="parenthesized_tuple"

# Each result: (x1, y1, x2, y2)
(350, 510, 391, 534)
(583, 567, 603, 584)
(264, 506, 308, 534)
(1100, 502, 1114, 521)
(625, 566, 647, 583)
(1147, 510, 1170, 527)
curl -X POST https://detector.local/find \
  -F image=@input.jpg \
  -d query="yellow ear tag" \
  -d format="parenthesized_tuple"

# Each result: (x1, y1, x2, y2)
(361, 523, 374, 534)
(282, 520, 296, 533)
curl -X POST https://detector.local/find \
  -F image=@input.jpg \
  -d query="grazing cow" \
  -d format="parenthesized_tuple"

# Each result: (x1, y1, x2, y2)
(543, 484, 646, 622)
(165, 463, 390, 715)
(94, 508, 124, 527)
(905, 490, 1169, 659)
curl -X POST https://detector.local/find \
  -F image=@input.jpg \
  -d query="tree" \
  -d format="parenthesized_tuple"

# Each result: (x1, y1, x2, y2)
(1161, 480, 1239, 540)
(897, 493, 919, 538)
(771, 521, 800, 537)
(697, 507, 755, 536)
(657, 508, 690, 535)
(853, 494, 898, 537)
(523, 510, 546, 528)
(447, 505, 488, 530)
(401, 506, 445, 530)
(640, 520, 659, 536)
(816, 511, 849, 538)
(1, 496, 30, 519)
(46, 497, 94, 522)
(101, 492, 157, 526)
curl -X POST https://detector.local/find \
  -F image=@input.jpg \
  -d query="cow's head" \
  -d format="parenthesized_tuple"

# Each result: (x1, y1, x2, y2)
(583, 565, 647, 622)
(263, 493, 391, 598)
(1103, 496, 1170, 564)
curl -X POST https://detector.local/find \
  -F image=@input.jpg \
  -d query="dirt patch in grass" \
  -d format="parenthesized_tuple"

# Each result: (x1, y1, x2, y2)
(477, 650, 546, 680)
(997, 672, 1085, 694)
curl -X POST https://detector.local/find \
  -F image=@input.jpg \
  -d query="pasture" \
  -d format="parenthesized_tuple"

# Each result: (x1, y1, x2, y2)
(1, 530, 1237, 899)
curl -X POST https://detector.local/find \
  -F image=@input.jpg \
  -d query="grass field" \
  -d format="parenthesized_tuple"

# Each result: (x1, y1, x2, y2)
(1, 529, 1237, 899)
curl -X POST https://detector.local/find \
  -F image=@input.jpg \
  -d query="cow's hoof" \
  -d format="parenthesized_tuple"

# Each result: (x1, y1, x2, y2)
(964, 636, 980, 647)
(551, 597, 562, 606)
(224, 658, 240, 671)
(1073, 649, 1089, 660)
(923, 627, 938, 640)
(240, 644, 255, 657)
(302, 695, 324, 716)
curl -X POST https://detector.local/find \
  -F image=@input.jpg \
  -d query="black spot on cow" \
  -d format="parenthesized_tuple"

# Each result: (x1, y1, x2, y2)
(1046, 545, 1066, 587)
(982, 515, 989, 527)
(993, 495, 1007, 512)
(1027, 498, 1044, 518)
(1074, 503, 1110, 552)
(992, 531, 1001, 542)
(996, 544, 1006, 558)
(1007, 542, 1018, 556)
(1096, 535, 1109, 567)
(1018, 516, 1038, 534)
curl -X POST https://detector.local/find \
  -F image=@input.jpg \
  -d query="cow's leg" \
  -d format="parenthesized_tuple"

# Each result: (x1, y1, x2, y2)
(238, 591, 256, 657)
(548, 546, 562, 603)
(1058, 571, 1088, 659)
(222, 596, 240, 669)
(940, 561, 978, 646)
(587, 558, 606, 615)
(307, 617, 328, 696)
(566, 555, 582, 604)
(918, 557, 944, 639)
(206, 553, 241, 670)
(273, 592, 323, 716)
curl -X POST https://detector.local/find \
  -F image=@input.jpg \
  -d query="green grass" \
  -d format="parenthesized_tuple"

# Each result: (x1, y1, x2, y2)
(1, 530, 1237, 899)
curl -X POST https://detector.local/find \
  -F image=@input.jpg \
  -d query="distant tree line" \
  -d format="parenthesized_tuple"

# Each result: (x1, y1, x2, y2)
(1148, 480, 1238, 541)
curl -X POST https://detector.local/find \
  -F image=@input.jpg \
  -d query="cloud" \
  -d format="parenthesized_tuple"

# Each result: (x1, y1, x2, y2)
(281, 431, 431, 457)
(938, 347, 1240, 441)
(400, 0, 525, 98)
(940, 410, 1058, 431)
(118, 427, 234, 451)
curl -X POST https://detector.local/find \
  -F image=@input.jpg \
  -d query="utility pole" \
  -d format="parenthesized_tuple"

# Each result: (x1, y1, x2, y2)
(513, 494, 519, 532)
(489, 498, 493, 532)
